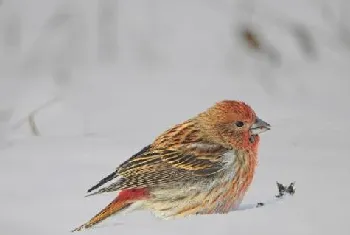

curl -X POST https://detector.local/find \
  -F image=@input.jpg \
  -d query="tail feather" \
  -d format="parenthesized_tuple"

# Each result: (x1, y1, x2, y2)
(72, 197, 131, 232)
(72, 188, 150, 232)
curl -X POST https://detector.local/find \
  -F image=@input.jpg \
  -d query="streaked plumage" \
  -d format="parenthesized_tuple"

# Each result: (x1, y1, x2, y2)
(72, 100, 270, 232)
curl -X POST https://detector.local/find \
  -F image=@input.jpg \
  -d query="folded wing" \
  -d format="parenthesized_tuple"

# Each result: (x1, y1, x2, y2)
(86, 143, 230, 196)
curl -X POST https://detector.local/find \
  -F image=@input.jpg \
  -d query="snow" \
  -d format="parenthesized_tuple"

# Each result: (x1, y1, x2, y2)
(1, 0, 350, 234)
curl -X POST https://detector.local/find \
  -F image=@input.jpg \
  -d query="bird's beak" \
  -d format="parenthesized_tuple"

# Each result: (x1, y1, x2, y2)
(250, 117, 271, 135)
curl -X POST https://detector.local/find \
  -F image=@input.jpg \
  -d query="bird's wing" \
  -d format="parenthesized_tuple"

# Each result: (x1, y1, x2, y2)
(86, 143, 231, 196)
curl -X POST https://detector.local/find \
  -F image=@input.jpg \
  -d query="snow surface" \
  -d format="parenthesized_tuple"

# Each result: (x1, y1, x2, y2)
(1, 0, 350, 234)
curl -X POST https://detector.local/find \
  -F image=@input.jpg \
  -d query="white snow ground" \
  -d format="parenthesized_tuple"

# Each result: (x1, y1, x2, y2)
(1, 0, 350, 235)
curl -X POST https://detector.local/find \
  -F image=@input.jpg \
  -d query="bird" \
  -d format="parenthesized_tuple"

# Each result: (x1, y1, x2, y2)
(72, 100, 271, 232)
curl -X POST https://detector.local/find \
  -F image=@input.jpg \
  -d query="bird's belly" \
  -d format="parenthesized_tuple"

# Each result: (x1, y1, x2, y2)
(196, 182, 245, 215)
(143, 185, 210, 219)
(143, 178, 247, 219)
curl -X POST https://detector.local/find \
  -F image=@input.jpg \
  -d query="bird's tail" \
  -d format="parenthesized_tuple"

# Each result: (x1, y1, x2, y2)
(71, 197, 131, 232)
(72, 188, 149, 232)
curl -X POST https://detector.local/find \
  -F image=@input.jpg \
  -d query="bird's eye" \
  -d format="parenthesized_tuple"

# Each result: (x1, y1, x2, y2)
(235, 121, 244, 127)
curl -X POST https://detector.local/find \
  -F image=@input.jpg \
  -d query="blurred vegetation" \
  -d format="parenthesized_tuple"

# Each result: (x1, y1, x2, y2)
(0, 0, 349, 137)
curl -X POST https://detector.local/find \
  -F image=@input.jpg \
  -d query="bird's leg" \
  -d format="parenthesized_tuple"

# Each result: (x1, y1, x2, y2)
(234, 182, 295, 211)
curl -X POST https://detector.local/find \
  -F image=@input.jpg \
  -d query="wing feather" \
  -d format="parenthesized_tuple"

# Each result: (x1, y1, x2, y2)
(86, 143, 231, 196)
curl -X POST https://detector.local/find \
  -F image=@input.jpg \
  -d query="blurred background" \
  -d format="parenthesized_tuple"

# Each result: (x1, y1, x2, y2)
(0, 0, 349, 144)
(1, 1, 350, 235)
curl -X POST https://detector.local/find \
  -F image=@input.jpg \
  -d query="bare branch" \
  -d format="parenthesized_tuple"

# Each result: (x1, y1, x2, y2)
(239, 26, 281, 66)
(12, 96, 60, 136)
(28, 112, 40, 136)
(290, 23, 317, 59)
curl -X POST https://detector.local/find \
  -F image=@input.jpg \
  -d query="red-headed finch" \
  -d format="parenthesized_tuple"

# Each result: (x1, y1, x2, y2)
(72, 100, 270, 232)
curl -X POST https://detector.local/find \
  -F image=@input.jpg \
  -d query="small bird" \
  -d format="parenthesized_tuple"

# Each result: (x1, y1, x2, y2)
(72, 100, 270, 232)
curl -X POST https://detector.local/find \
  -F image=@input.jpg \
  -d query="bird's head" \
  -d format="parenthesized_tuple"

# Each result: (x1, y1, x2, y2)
(197, 100, 270, 150)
